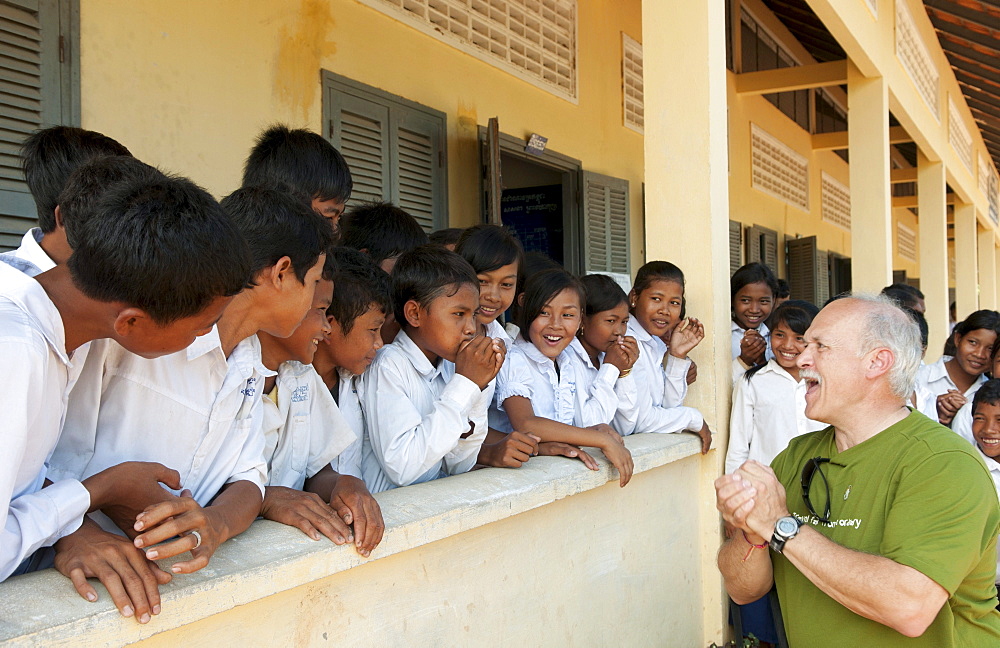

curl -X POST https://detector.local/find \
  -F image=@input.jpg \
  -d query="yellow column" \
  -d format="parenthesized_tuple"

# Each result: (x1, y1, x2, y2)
(979, 226, 998, 310)
(848, 62, 892, 290)
(643, 2, 728, 644)
(953, 202, 978, 318)
(917, 152, 948, 361)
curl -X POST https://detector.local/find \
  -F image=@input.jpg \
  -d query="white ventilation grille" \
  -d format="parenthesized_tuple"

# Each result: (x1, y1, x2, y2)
(866, 0, 878, 17)
(821, 172, 851, 232)
(990, 171, 999, 225)
(897, 222, 917, 262)
(361, 0, 577, 100)
(948, 98, 972, 172)
(895, 0, 939, 117)
(622, 33, 643, 134)
(750, 123, 809, 212)
(981, 156, 992, 198)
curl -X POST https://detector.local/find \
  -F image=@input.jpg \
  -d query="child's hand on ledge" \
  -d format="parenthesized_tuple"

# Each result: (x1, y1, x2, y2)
(53, 517, 170, 624)
(588, 424, 634, 487)
(83, 461, 183, 538)
(328, 475, 384, 558)
(478, 430, 540, 468)
(261, 485, 355, 545)
(536, 441, 600, 470)
(132, 497, 222, 574)
(694, 421, 713, 454)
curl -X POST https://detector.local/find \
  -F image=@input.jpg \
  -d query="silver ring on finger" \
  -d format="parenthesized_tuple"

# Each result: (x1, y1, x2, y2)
(189, 529, 202, 549)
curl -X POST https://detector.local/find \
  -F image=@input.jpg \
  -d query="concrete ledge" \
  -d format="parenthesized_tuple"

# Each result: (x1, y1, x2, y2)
(0, 433, 702, 646)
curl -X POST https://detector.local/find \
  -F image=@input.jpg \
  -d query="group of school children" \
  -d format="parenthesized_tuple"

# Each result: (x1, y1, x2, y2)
(723, 261, 1000, 643)
(1, 124, 715, 624)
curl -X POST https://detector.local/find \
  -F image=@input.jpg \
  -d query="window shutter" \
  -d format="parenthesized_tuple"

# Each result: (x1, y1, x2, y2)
(324, 71, 447, 233)
(815, 248, 830, 305)
(729, 220, 742, 275)
(745, 225, 762, 264)
(582, 171, 630, 285)
(329, 92, 389, 205)
(786, 236, 815, 302)
(762, 228, 778, 273)
(0, 0, 73, 251)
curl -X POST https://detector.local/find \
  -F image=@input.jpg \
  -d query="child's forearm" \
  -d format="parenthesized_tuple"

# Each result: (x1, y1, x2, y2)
(516, 415, 610, 449)
(208, 481, 263, 542)
(303, 465, 339, 502)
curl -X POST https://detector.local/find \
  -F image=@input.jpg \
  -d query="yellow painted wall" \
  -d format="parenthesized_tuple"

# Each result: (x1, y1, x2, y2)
(79, 0, 647, 271)
(726, 72, 852, 277)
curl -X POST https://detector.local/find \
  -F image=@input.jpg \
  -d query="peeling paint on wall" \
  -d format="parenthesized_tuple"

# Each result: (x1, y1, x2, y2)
(274, 0, 337, 119)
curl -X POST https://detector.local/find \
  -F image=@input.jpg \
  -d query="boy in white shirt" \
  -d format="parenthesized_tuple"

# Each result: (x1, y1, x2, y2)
(257, 254, 384, 558)
(2, 171, 251, 624)
(1, 126, 131, 276)
(966, 380, 1000, 594)
(360, 245, 504, 493)
(49, 186, 332, 617)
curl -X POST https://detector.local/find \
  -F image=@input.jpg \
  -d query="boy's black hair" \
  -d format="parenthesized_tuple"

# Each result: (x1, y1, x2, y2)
(455, 224, 525, 283)
(391, 244, 478, 326)
(730, 261, 779, 303)
(632, 260, 685, 299)
(881, 283, 925, 311)
(321, 247, 338, 282)
(523, 251, 562, 276)
(882, 282, 925, 300)
(972, 378, 1000, 415)
(776, 278, 791, 299)
(901, 307, 929, 350)
(68, 174, 252, 324)
(580, 273, 628, 316)
(745, 299, 818, 381)
(241, 125, 352, 203)
(21, 126, 132, 232)
(516, 268, 586, 340)
(327, 247, 392, 334)
(429, 227, 465, 248)
(340, 201, 429, 267)
(220, 186, 335, 284)
(58, 156, 163, 250)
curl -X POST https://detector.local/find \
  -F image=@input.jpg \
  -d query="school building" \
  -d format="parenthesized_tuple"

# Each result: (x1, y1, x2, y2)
(2, 0, 998, 645)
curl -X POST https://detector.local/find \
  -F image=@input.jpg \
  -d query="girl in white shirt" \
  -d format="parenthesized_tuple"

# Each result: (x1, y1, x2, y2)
(455, 226, 598, 470)
(575, 274, 640, 433)
(915, 309, 1000, 425)
(622, 261, 712, 453)
(730, 262, 779, 376)
(725, 300, 825, 474)
(494, 269, 634, 486)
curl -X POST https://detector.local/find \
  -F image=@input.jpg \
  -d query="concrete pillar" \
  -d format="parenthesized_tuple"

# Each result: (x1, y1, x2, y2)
(848, 61, 892, 290)
(917, 151, 948, 360)
(643, 2, 728, 643)
(979, 226, 997, 310)
(953, 202, 978, 318)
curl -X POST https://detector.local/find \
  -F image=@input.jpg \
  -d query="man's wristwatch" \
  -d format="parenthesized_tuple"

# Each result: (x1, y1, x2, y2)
(769, 516, 801, 554)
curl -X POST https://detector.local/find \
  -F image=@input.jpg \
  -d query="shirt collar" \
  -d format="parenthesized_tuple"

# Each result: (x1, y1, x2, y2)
(924, 356, 952, 383)
(627, 317, 653, 343)
(229, 332, 276, 379)
(487, 319, 514, 345)
(16, 228, 56, 275)
(393, 329, 445, 379)
(0, 262, 69, 364)
(756, 359, 797, 381)
(732, 320, 770, 336)
(186, 325, 224, 361)
(514, 336, 559, 368)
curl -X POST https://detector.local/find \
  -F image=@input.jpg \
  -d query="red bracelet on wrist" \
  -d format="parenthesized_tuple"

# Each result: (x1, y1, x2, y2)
(742, 530, 767, 562)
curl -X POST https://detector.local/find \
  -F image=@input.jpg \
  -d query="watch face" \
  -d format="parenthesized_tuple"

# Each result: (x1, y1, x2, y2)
(776, 517, 798, 535)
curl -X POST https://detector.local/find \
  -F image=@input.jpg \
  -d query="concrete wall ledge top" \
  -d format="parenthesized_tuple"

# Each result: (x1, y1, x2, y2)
(0, 432, 702, 647)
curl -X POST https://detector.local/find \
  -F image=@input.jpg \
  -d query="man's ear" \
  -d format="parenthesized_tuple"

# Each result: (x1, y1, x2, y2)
(53, 205, 65, 229)
(112, 307, 151, 338)
(403, 299, 421, 329)
(866, 347, 895, 381)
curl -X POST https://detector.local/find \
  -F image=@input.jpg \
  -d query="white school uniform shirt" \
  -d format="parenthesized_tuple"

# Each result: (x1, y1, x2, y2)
(913, 356, 986, 423)
(725, 359, 827, 474)
(359, 330, 488, 494)
(331, 368, 364, 481)
(0, 228, 55, 278)
(951, 400, 977, 446)
(0, 263, 90, 580)
(487, 319, 533, 433)
(262, 361, 357, 491)
(49, 327, 272, 512)
(617, 318, 703, 436)
(503, 337, 580, 426)
(564, 337, 639, 429)
(730, 320, 773, 363)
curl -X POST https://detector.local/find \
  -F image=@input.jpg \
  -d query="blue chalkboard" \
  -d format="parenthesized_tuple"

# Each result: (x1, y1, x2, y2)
(501, 184, 564, 265)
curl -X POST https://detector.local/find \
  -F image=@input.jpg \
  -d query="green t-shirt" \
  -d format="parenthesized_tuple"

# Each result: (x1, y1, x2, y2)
(770, 409, 1000, 647)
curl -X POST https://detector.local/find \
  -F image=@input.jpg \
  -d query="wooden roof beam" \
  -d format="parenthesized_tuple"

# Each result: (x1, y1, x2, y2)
(891, 167, 918, 184)
(736, 59, 847, 95)
(893, 194, 958, 209)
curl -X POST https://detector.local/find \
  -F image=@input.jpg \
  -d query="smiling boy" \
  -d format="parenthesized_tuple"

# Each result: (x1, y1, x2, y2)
(360, 245, 504, 493)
